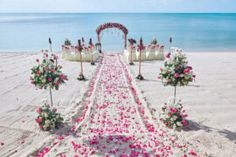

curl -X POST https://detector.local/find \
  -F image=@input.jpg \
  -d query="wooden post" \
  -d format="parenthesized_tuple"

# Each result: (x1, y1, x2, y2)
(139, 48, 142, 75)
(89, 38, 95, 65)
(77, 39, 85, 80)
(49, 37, 52, 53)
(129, 45, 134, 65)
(169, 37, 172, 52)
(136, 38, 144, 80)
(97, 34, 101, 44)
(48, 37, 54, 106)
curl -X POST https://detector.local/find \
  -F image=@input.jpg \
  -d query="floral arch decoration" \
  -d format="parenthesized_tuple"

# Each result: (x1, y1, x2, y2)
(96, 22, 129, 49)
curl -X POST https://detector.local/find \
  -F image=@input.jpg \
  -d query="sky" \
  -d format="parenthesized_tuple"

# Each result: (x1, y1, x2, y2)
(0, 0, 236, 13)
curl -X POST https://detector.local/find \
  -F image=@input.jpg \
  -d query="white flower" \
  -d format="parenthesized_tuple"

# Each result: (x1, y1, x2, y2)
(45, 120, 51, 125)
(172, 115, 177, 120)
(176, 122, 183, 127)
(42, 79, 46, 83)
(42, 112, 48, 118)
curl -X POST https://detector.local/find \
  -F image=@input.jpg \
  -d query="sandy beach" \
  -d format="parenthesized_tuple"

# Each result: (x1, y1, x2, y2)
(0, 52, 97, 156)
(129, 52, 236, 156)
(0, 52, 236, 156)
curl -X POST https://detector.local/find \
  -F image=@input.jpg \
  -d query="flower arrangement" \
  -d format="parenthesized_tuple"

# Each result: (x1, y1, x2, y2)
(30, 53, 68, 91)
(160, 100, 188, 130)
(151, 38, 157, 45)
(64, 38, 72, 46)
(159, 51, 195, 100)
(30, 52, 67, 130)
(35, 103, 63, 131)
(77, 39, 86, 80)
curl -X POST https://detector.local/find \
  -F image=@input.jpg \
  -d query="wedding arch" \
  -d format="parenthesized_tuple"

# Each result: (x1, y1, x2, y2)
(96, 22, 128, 49)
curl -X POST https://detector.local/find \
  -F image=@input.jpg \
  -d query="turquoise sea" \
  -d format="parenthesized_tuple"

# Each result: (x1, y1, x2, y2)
(0, 13, 236, 52)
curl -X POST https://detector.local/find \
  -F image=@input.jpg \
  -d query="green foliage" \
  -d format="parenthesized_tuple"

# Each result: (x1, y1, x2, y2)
(30, 53, 68, 90)
(159, 52, 195, 87)
(35, 104, 63, 131)
(160, 100, 188, 130)
(64, 38, 72, 46)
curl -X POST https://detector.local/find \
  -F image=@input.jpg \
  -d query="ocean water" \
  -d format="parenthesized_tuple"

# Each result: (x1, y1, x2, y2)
(0, 13, 236, 52)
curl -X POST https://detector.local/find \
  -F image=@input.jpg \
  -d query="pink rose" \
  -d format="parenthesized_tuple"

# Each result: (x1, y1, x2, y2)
(48, 78, 52, 82)
(183, 68, 190, 74)
(51, 69, 55, 73)
(54, 82, 59, 86)
(188, 66, 192, 70)
(171, 108, 177, 113)
(36, 70, 40, 75)
(174, 73, 180, 78)
(36, 107, 42, 114)
(189, 149, 197, 156)
(60, 74, 65, 79)
(35, 117, 42, 123)
(182, 119, 188, 126)
(44, 53, 48, 58)
(166, 52, 171, 58)
(58, 135, 64, 140)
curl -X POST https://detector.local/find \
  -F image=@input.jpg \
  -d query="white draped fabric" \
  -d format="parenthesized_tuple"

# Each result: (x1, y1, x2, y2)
(124, 46, 164, 62)
(62, 45, 99, 62)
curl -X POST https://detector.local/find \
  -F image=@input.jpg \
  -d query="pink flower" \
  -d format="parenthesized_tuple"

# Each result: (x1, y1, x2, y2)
(171, 108, 177, 113)
(187, 66, 192, 70)
(36, 107, 42, 114)
(36, 59, 39, 62)
(174, 73, 179, 78)
(51, 69, 55, 73)
(183, 68, 190, 74)
(59, 153, 66, 157)
(189, 149, 197, 156)
(60, 74, 65, 79)
(36, 70, 41, 75)
(44, 53, 48, 58)
(54, 82, 60, 86)
(182, 119, 188, 126)
(48, 78, 52, 82)
(35, 117, 43, 123)
(166, 53, 171, 58)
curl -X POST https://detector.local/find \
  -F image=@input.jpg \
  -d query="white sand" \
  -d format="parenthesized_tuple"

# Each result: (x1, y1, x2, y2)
(0, 52, 235, 156)
(128, 52, 236, 156)
(0, 52, 97, 156)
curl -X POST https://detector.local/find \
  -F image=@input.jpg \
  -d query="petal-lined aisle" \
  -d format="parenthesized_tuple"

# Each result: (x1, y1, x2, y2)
(36, 54, 198, 157)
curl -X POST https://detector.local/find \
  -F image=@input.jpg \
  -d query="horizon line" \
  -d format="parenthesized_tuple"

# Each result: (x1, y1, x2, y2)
(0, 12, 236, 14)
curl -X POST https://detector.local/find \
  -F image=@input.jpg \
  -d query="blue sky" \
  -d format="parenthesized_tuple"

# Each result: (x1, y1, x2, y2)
(0, 0, 236, 13)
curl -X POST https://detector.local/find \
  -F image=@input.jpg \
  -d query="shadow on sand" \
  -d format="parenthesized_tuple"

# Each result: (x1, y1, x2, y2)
(184, 120, 236, 143)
